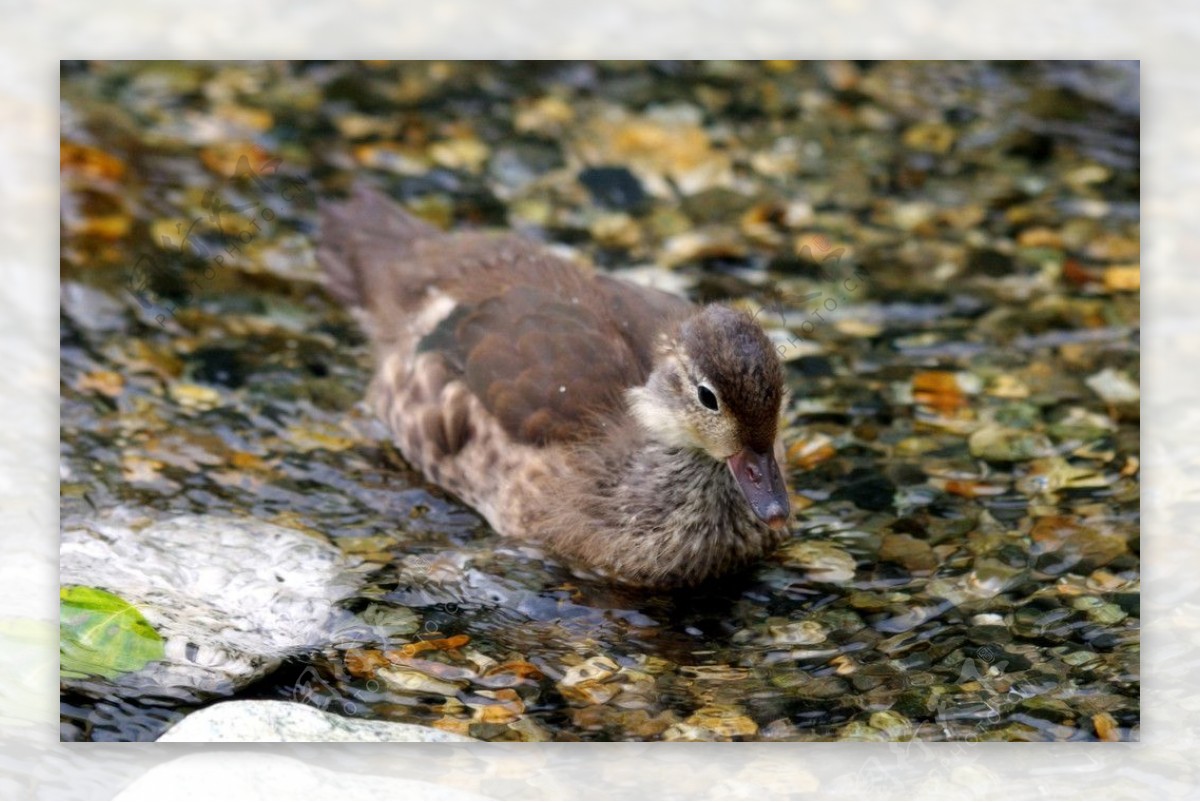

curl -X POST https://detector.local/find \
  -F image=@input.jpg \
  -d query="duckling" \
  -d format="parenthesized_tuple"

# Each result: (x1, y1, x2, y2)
(318, 187, 790, 587)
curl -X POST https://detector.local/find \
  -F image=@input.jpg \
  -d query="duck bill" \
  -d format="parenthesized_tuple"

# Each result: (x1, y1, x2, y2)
(727, 447, 790, 531)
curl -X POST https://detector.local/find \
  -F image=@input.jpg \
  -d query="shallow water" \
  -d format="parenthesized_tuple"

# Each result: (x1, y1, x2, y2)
(60, 60, 1139, 742)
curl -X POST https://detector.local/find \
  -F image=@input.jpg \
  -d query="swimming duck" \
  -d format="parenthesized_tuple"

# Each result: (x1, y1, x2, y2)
(317, 187, 790, 588)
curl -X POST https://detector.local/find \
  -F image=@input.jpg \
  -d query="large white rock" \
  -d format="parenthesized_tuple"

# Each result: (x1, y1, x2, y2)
(60, 513, 370, 698)
(157, 699, 476, 743)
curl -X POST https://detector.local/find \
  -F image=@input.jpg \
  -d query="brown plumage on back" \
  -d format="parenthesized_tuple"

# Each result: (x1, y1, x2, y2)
(318, 186, 790, 588)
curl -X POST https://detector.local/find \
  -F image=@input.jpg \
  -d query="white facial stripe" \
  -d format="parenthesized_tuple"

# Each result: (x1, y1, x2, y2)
(626, 387, 697, 449)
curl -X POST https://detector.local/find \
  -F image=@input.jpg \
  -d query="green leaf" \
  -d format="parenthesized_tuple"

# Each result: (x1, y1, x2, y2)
(60, 586, 165, 680)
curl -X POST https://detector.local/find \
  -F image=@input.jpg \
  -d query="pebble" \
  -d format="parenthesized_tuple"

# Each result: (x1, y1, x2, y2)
(1083, 232, 1139, 262)
(589, 212, 642, 250)
(378, 666, 466, 698)
(1065, 163, 1112, 189)
(61, 141, 128, 181)
(1016, 457, 1108, 497)
(911, 370, 978, 415)
(578, 166, 648, 212)
(515, 95, 574, 134)
(968, 425, 1055, 462)
(1070, 597, 1128, 625)
(77, 370, 125, 398)
(463, 688, 525, 724)
(838, 721, 888, 741)
(1103, 265, 1140, 292)
(778, 540, 857, 583)
(666, 705, 758, 741)
(168, 382, 223, 412)
(428, 137, 490, 173)
(879, 532, 938, 572)
(1030, 515, 1128, 574)
(557, 655, 620, 705)
(62, 281, 129, 332)
(661, 228, 745, 266)
(489, 142, 562, 192)
(583, 108, 732, 196)
(765, 620, 829, 646)
(902, 122, 957, 154)
(353, 142, 430, 175)
(1093, 711, 1121, 742)
(1017, 226, 1065, 249)
(830, 468, 897, 512)
(1085, 367, 1139, 404)
(786, 434, 837, 470)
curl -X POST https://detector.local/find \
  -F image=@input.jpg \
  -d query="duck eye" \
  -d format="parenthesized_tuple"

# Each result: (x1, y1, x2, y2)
(697, 384, 719, 411)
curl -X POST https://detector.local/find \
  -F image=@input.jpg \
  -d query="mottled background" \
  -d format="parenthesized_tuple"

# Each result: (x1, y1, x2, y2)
(57, 59, 1140, 748)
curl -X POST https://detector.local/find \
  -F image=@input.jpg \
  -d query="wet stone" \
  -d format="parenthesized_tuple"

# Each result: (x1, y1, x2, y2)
(1111, 592, 1139, 617)
(1017, 696, 1076, 726)
(966, 247, 1015, 277)
(467, 721, 512, 741)
(969, 425, 1054, 462)
(556, 655, 621, 706)
(867, 710, 913, 739)
(1030, 516, 1129, 575)
(1085, 367, 1139, 406)
(489, 141, 564, 191)
(187, 346, 248, 388)
(1071, 597, 1128, 625)
(838, 720, 888, 741)
(668, 705, 759, 741)
(830, 468, 897, 512)
(878, 532, 937, 572)
(778, 540, 857, 583)
(849, 664, 904, 693)
(765, 620, 829, 646)
(168, 382, 223, 412)
(774, 674, 849, 700)
(965, 625, 1013, 646)
(791, 355, 835, 378)
(1012, 599, 1073, 640)
(578, 166, 648, 212)
(893, 687, 945, 719)
(63, 282, 130, 333)
(377, 666, 466, 698)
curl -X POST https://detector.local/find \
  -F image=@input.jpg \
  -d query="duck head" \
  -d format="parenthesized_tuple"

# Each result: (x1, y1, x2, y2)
(628, 304, 790, 531)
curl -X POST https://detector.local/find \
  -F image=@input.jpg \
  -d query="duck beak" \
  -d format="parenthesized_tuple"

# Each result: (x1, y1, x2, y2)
(727, 447, 790, 531)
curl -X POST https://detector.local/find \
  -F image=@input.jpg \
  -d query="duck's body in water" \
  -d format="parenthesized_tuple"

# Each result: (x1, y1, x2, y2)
(318, 187, 790, 588)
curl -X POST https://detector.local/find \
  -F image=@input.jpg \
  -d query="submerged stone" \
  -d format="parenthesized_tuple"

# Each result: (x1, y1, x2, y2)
(578, 166, 648, 212)
(968, 425, 1054, 462)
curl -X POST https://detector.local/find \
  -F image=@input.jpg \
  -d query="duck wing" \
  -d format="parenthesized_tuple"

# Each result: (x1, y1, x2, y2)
(318, 187, 692, 447)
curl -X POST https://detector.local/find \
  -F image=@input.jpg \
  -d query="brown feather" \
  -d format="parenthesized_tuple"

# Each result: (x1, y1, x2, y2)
(317, 187, 788, 588)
